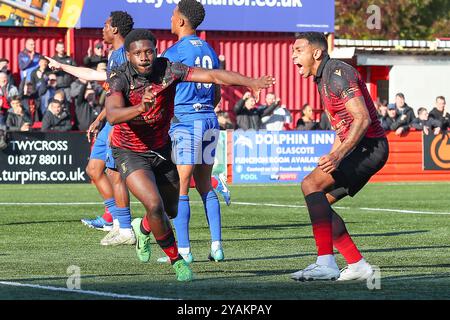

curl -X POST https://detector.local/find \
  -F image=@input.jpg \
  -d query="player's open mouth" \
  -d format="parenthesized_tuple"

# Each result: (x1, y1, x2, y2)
(295, 63, 304, 75)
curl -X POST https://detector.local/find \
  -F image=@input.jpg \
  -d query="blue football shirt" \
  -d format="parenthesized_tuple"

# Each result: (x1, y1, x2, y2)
(162, 35, 219, 121)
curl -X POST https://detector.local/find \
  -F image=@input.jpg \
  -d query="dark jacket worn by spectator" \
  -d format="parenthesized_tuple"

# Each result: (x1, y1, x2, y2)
(410, 117, 441, 131)
(42, 109, 72, 131)
(428, 107, 450, 131)
(389, 104, 414, 132)
(234, 98, 277, 130)
(75, 84, 102, 131)
(6, 108, 31, 131)
(319, 111, 331, 130)
(83, 54, 108, 69)
(296, 118, 319, 130)
(51, 54, 77, 90)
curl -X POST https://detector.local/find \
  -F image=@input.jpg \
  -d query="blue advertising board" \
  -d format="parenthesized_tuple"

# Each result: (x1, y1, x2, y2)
(78, 0, 334, 33)
(232, 130, 334, 184)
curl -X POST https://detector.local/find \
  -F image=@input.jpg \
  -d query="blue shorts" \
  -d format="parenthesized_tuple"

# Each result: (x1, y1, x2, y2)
(169, 117, 220, 165)
(89, 123, 116, 169)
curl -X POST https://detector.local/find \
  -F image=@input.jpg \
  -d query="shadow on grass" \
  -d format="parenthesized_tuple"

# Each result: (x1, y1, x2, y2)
(222, 223, 312, 230)
(380, 263, 450, 270)
(363, 245, 450, 254)
(352, 230, 429, 237)
(1, 273, 146, 283)
(0, 220, 81, 226)
(206, 230, 430, 244)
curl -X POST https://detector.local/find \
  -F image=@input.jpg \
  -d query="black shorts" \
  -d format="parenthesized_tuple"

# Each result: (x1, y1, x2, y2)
(331, 137, 389, 197)
(112, 144, 179, 187)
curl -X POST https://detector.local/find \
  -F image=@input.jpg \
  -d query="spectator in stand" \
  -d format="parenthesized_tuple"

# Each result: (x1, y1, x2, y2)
(390, 98, 413, 136)
(393, 92, 415, 126)
(38, 72, 58, 120)
(19, 81, 37, 115)
(377, 103, 390, 130)
(29, 56, 51, 93)
(260, 93, 291, 130)
(83, 42, 108, 70)
(75, 84, 102, 131)
(319, 110, 331, 130)
(70, 78, 105, 106)
(6, 96, 31, 132)
(53, 90, 71, 116)
(0, 58, 15, 86)
(18, 38, 41, 82)
(296, 103, 319, 130)
(234, 91, 278, 130)
(410, 107, 441, 136)
(383, 103, 400, 132)
(218, 54, 226, 70)
(428, 96, 449, 132)
(214, 104, 234, 130)
(51, 41, 76, 99)
(41, 99, 72, 131)
(0, 95, 9, 125)
(0, 71, 19, 100)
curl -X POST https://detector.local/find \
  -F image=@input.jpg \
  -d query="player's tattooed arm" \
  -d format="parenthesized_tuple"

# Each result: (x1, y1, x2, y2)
(187, 67, 275, 101)
(318, 96, 371, 174)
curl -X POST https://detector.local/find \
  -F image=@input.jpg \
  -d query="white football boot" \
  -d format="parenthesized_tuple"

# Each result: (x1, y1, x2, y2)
(291, 263, 340, 281)
(337, 259, 375, 281)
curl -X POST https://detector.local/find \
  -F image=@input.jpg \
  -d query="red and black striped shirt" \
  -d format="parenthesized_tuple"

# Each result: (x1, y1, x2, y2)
(314, 55, 385, 142)
(106, 58, 193, 152)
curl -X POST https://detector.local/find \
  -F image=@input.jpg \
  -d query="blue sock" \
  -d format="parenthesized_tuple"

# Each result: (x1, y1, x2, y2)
(202, 191, 222, 242)
(115, 207, 132, 229)
(173, 195, 191, 249)
(103, 198, 117, 221)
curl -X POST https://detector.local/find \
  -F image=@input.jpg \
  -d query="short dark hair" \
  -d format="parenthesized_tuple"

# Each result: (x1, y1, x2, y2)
(110, 11, 134, 38)
(49, 98, 61, 105)
(302, 103, 311, 112)
(39, 56, 49, 62)
(0, 58, 9, 63)
(10, 95, 21, 102)
(178, 0, 205, 30)
(56, 41, 64, 46)
(124, 29, 157, 51)
(295, 32, 328, 51)
(396, 93, 405, 100)
(436, 96, 446, 102)
(417, 107, 427, 115)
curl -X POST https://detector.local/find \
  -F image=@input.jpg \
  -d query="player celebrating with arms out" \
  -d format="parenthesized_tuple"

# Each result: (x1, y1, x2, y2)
(105, 29, 274, 281)
(290, 32, 388, 281)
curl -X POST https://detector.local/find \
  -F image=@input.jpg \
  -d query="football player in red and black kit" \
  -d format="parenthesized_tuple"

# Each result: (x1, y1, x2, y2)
(290, 32, 389, 281)
(105, 29, 274, 281)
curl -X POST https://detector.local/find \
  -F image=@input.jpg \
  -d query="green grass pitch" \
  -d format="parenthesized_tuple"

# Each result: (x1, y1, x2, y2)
(0, 182, 449, 300)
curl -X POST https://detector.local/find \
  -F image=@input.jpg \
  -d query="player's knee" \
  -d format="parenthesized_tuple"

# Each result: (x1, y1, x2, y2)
(301, 176, 313, 195)
(86, 162, 103, 181)
(145, 200, 164, 218)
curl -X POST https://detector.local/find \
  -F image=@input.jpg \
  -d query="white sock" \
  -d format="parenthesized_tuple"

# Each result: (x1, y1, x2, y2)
(178, 247, 190, 255)
(211, 241, 222, 251)
(349, 258, 367, 270)
(113, 219, 119, 229)
(316, 254, 338, 268)
(119, 228, 133, 236)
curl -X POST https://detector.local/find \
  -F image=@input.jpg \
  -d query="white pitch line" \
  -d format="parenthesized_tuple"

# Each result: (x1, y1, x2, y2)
(0, 281, 173, 300)
(0, 201, 449, 215)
